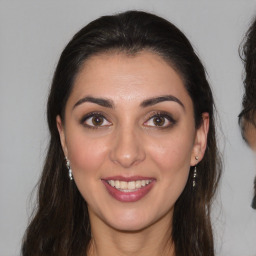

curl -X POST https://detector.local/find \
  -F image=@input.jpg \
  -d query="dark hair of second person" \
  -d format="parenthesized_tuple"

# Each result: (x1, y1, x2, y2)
(239, 17, 256, 209)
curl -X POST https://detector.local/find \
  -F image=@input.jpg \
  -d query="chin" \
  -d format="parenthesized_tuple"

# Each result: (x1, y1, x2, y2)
(103, 208, 169, 233)
(109, 219, 153, 233)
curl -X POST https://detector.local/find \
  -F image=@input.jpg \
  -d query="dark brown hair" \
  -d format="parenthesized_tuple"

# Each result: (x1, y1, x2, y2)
(239, 17, 256, 209)
(22, 10, 221, 256)
(239, 16, 256, 128)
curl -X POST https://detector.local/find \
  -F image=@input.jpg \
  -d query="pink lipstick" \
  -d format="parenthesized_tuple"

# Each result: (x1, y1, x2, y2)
(102, 176, 155, 202)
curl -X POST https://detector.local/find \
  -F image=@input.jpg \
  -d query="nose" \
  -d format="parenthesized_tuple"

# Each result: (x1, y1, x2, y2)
(109, 126, 146, 168)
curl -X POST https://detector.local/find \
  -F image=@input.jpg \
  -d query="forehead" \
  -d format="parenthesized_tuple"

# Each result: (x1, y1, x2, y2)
(68, 50, 192, 107)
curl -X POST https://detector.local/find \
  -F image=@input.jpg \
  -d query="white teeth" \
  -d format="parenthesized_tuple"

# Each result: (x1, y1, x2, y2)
(135, 180, 141, 188)
(128, 181, 135, 190)
(120, 181, 127, 189)
(107, 179, 152, 191)
(115, 180, 120, 189)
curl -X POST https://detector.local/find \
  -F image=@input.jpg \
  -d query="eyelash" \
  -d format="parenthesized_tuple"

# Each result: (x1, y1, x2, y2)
(80, 112, 112, 129)
(80, 111, 176, 129)
(144, 111, 176, 129)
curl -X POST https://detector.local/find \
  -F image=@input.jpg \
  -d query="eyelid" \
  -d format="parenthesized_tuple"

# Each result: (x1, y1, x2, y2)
(80, 112, 112, 128)
(143, 111, 176, 128)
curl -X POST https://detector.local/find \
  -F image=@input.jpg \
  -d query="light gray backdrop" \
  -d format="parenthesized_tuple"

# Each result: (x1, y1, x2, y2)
(1, 1, 256, 255)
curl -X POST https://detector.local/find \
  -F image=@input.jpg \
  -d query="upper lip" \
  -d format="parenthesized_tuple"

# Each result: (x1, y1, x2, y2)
(102, 176, 155, 182)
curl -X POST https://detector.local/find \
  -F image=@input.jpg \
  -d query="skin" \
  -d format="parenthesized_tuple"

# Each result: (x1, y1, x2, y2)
(57, 51, 209, 256)
(241, 117, 256, 151)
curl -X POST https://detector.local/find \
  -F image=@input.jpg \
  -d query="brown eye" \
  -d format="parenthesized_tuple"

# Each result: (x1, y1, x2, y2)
(82, 113, 112, 128)
(144, 112, 176, 128)
(92, 116, 104, 126)
(152, 116, 165, 126)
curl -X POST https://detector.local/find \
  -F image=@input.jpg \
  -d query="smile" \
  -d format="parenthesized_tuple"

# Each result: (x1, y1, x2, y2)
(107, 179, 152, 191)
(102, 177, 155, 202)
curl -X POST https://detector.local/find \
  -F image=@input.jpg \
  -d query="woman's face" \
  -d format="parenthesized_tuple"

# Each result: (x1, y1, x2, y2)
(57, 51, 208, 232)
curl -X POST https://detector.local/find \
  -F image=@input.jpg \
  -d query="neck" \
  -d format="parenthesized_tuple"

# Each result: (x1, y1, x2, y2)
(87, 213, 175, 256)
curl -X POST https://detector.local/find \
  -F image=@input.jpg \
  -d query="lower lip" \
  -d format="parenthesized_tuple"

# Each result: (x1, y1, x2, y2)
(102, 180, 155, 202)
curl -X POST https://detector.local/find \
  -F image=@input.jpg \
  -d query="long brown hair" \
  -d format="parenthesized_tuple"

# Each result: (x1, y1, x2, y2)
(22, 10, 222, 256)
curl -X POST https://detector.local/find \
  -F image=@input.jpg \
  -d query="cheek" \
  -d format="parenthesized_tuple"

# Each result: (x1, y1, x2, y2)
(147, 132, 194, 197)
(66, 133, 108, 177)
(144, 135, 193, 213)
(148, 133, 194, 172)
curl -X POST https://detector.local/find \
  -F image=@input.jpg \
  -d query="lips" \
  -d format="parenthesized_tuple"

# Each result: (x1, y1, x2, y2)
(102, 176, 155, 202)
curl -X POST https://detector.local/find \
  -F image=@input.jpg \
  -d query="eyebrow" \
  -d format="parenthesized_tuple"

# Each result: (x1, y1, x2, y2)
(73, 96, 114, 109)
(73, 94, 185, 110)
(140, 95, 185, 109)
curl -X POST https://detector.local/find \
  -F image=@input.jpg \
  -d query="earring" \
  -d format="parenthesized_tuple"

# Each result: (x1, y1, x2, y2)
(192, 166, 197, 188)
(193, 156, 199, 188)
(65, 157, 73, 181)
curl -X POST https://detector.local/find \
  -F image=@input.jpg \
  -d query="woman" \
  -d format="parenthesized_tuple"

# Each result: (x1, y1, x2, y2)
(22, 10, 221, 256)
(239, 17, 256, 209)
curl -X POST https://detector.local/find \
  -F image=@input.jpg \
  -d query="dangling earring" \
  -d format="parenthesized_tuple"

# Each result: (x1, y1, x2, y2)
(193, 156, 199, 188)
(65, 157, 73, 180)
(192, 166, 197, 188)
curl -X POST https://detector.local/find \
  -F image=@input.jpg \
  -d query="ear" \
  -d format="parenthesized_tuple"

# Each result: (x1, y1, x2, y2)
(56, 115, 68, 157)
(190, 113, 209, 166)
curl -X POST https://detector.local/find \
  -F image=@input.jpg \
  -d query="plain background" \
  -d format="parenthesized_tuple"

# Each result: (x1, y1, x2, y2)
(1, 1, 256, 255)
